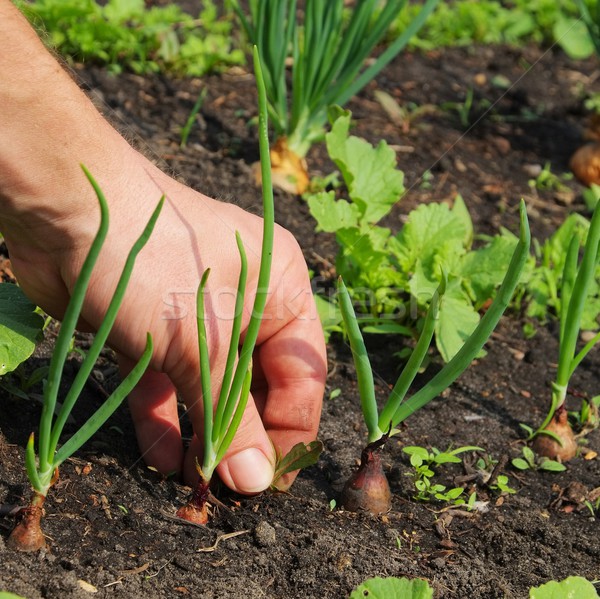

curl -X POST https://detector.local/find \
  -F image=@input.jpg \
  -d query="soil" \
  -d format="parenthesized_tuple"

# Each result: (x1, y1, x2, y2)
(2, 13, 600, 599)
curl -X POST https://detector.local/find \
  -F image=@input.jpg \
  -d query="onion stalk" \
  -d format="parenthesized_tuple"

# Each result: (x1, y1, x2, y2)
(338, 202, 530, 514)
(176, 46, 275, 524)
(8, 167, 162, 550)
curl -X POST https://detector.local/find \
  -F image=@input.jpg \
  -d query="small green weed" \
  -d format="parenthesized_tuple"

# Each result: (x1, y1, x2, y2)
(511, 446, 566, 472)
(403, 445, 481, 505)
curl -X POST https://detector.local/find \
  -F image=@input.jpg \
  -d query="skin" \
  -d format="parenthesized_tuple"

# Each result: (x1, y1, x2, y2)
(0, 0, 326, 494)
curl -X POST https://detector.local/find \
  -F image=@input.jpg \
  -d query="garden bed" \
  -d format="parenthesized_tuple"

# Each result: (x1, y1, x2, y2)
(1, 39, 600, 598)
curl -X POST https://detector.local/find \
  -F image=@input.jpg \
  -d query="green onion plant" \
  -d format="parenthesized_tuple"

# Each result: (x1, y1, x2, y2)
(175, 46, 275, 524)
(338, 202, 530, 514)
(528, 199, 600, 462)
(7, 167, 163, 551)
(233, 0, 439, 192)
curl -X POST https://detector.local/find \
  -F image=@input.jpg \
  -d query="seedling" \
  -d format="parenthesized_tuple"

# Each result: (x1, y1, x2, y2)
(180, 87, 207, 148)
(8, 167, 163, 551)
(403, 445, 481, 505)
(511, 446, 566, 473)
(528, 200, 600, 461)
(175, 47, 275, 524)
(233, 0, 439, 192)
(337, 203, 530, 514)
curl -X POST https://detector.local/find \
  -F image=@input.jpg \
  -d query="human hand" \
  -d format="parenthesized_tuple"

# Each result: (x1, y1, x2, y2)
(0, 0, 326, 495)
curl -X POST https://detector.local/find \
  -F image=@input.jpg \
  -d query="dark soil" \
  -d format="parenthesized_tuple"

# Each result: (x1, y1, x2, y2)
(2, 22, 600, 599)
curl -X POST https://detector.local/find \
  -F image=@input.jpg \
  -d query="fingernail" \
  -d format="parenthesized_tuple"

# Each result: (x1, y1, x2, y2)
(227, 448, 274, 493)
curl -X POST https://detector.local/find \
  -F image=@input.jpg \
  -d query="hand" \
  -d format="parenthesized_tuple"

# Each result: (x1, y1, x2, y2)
(0, 0, 326, 494)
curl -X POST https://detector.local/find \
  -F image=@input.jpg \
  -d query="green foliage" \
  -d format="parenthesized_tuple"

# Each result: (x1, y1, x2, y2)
(27, 168, 162, 497)
(234, 0, 439, 157)
(349, 576, 433, 599)
(529, 576, 599, 599)
(271, 440, 323, 489)
(403, 445, 481, 504)
(0, 284, 44, 376)
(337, 204, 530, 443)
(511, 446, 566, 472)
(392, 0, 590, 50)
(17, 0, 243, 75)
(517, 210, 600, 332)
(198, 48, 275, 482)
(308, 110, 520, 362)
(556, 1, 599, 59)
(532, 200, 600, 437)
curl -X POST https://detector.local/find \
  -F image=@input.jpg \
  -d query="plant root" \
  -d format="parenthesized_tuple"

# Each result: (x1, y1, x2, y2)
(7, 492, 47, 552)
(340, 440, 391, 515)
(533, 407, 578, 462)
(176, 478, 210, 525)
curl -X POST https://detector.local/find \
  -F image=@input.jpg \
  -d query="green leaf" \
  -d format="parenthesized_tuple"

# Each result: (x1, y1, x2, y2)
(0, 284, 44, 376)
(554, 17, 595, 60)
(393, 203, 467, 274)
(434, 281, 480, 363)
(314, 294, 343, 341)
(529, 576, 599, 599)
(271, 440, 323, 488)
(539, 459, 567, 472)
(350, 576, 433, 599)
(326, 112, 405, 223)
(511, 458, 530, 470)
(0, 593, 28, 599)
(460, 234, 518, 303)
(307, 190, 359, 232)
(451, 194, 473, 247)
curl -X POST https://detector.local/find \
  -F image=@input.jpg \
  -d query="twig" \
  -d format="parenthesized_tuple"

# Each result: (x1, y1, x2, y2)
(197, 529, 250, 553)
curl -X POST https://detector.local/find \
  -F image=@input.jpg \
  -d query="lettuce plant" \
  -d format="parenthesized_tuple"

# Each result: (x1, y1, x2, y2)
(176, 47, 275, 524)
(7, 167, 163, 551)
(337, 203, 530, 514)
(527, 200, 600, 461)
(0, 284, 44, 377)
(309, 109, 519, 362)
(233, 0, 439, 192)
(18, 0, 243, 76)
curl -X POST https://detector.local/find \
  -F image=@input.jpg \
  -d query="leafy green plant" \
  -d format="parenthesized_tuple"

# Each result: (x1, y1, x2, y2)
(526, 201, 600, 462)
(393, 0, 588, 51)
(176, 47, 279, 524)
(7, 167, 163, 552)
(0, 284, 44, 377)
(511, 446, 566, 473)
(555, 1, 598, 59)
(403, 445, 481, 505)
(349, 576, 433, 599)
(529, 576, 599, 599)
(309, 109, 520, 362)
(517, 211, 600, 329)
(179, 87, 207, 149)
(528, 162, 573, 192)
(337, 204, 530, 514)
(18, 0, 243, 76)
(233, 0, 439, 192)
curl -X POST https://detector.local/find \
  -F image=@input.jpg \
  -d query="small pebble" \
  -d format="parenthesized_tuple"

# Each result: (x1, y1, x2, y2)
(254, 521, 276, 547)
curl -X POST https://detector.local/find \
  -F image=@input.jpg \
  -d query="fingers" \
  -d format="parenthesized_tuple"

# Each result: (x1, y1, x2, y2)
(119, 356, 184, 476)
(183, 394, 277, 495)
(253, 305, 327, 489)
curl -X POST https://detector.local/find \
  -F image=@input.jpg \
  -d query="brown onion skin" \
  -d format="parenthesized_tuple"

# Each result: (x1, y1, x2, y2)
(176, 478, 210, 524)
(340, 443, 391, 515)
(570, 142, 600, 186)
(532, 408, 578, 462)
(7, 493, 46, 552)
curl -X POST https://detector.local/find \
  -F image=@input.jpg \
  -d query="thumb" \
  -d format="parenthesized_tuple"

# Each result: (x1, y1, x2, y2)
(183, 393, 276, 495)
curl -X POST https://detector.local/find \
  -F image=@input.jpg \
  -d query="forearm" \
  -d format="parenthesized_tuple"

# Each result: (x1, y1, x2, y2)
(0, 0, 133, 230)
